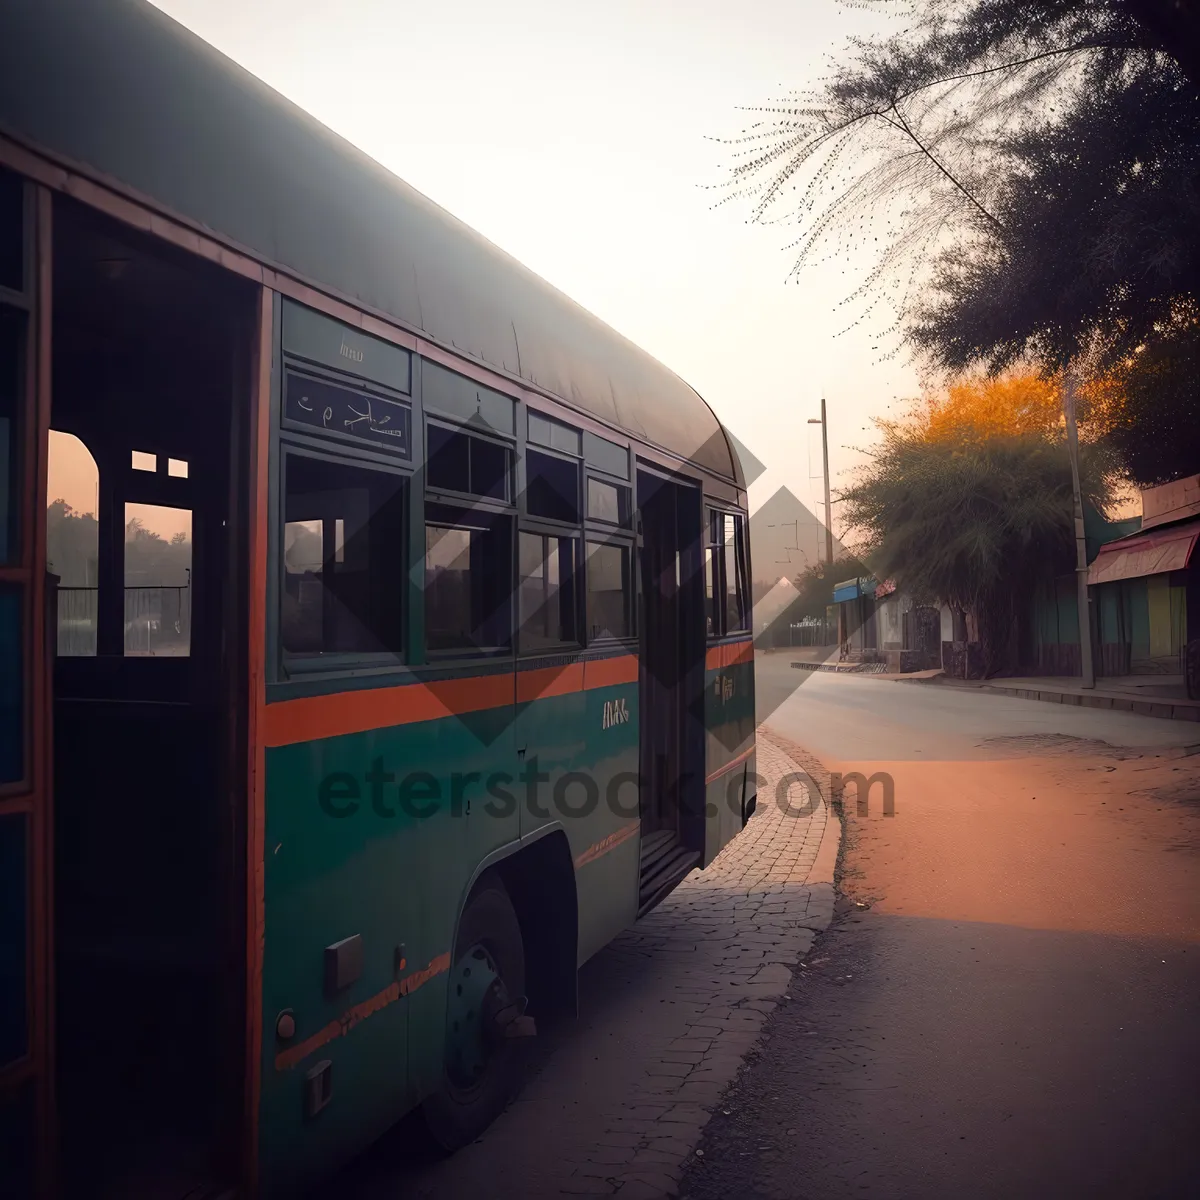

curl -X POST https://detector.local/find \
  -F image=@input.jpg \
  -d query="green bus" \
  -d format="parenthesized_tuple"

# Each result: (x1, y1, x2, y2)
(0, 1, 757, 1195)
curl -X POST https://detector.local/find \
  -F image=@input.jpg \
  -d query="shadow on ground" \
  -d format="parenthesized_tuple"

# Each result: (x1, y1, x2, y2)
(680, 900, 1200, 1200)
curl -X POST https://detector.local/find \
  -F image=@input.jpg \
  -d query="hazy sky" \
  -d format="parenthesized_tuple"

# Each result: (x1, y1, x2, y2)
(150, 0, 922, 551)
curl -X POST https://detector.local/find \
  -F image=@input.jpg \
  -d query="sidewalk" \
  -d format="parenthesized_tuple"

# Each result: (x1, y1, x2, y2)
(889, 669, 1200, 724)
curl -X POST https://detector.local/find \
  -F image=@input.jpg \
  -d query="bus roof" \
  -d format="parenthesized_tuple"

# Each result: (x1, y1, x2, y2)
(0, 0, 741, 484)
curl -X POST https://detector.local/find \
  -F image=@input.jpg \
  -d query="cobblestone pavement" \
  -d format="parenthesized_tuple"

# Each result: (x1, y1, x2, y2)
(336, 731, 839, 1200)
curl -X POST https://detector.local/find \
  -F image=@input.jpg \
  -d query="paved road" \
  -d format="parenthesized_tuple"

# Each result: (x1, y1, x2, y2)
(756, 652, 1200, 762)
(683, 657, 1200, 1199)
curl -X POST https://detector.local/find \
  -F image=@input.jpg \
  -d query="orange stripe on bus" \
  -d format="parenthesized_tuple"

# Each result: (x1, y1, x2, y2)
(583, 654, 639, 689)
(705, 743, 755, 785)
(725, 639, 754, 667)
(264, 674, 513, 747)
(705, 638, 753, 671)
(264, 655, 639, 747)
(274, 951, 452, 1073)
(517, 662, 585, 703)
(574, 821, 640, 869)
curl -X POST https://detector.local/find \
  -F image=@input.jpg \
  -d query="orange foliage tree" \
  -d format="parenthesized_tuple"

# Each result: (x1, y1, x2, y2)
(911, 371, 1122, 445)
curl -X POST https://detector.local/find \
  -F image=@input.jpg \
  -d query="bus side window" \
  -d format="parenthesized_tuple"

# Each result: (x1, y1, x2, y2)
(424, 504, 513, 655)
(46, 431, 100, 656)
(281, 452, 406, 660)
(585, 540, 632, 641)
(705, 508, 722, 637)
(518, 531, 579, 650)
(724, 513, 750, 633)
(123, 502, 192, 657)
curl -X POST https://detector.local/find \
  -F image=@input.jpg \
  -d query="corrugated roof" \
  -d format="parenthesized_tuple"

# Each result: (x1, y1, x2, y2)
(0, 0, 739, 482)
(1087, 518, 1200, 586)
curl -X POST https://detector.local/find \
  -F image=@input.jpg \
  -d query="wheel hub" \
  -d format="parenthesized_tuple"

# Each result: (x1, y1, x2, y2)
(445, 942, 507, 1089)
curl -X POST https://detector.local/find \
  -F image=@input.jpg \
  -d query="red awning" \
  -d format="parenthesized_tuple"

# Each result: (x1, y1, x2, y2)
(1088, 520, 1200, 585)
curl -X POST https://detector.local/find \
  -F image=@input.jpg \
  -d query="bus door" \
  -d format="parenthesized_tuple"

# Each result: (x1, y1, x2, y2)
(635, 466, 705, 914)
(0, 169, 51, 1198)
(43, 194, 255, 1198)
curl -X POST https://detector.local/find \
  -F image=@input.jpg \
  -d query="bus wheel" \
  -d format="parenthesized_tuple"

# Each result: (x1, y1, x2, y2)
(423, 876, 527, 1150)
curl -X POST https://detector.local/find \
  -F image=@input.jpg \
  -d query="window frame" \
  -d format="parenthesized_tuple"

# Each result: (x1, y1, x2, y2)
(584, 471, 633, 531)
(276, 438, 411, 677)
(424, 414, 516, 510)
(424, 497, 515, 660)
(522, 442, 583, 528)
(527, 407, 583, 458)
(516, 527, 581, 655)
(705, 504, 750, 639)
(583, 531, 637, 645)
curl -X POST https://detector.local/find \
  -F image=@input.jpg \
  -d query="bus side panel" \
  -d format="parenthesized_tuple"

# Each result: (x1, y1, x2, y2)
(703, 642, 756, 866)
(511, 676, 639, 965)
(256, 673, 641, 1194)
(574, 680, 640, 964)
(258, 705, 512, 1197)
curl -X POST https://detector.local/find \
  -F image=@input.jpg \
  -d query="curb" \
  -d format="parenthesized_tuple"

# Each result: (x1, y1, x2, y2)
(893, 671, 1200, 724)
(758, 725, 843, 893)
(791, 660, 887, 675)
(805, 798, 841, 888)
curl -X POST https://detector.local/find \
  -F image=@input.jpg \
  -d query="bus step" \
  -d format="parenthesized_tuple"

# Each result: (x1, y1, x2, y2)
(639, 829, 679, 875)
(638, 833, 700, 916)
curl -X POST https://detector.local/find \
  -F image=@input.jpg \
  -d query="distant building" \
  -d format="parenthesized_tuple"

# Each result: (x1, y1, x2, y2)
(832, 577, 944, 671)
(1026, 473, 1199, 678)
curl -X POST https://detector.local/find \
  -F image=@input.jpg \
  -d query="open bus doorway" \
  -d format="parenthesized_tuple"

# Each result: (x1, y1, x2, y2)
(47, 197, 254, 1198)
(636, 467, 705, 914)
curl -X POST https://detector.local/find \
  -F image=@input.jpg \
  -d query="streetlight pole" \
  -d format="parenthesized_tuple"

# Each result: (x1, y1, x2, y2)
(1063, 367, 1095, 689)
(808, 399, 834, 566)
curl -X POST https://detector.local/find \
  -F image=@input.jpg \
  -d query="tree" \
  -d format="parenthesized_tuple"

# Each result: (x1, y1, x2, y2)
(909, 58, 1200, 482)
(46, 499, 99, 587)
(720, 0, 1199, 484)
(124, 516, 191, 587)
(918, 373, 1066, 441)
(839, 392, 1120, 674)
(1103, 318, 1200, 485)
(792, 552, 868, 620)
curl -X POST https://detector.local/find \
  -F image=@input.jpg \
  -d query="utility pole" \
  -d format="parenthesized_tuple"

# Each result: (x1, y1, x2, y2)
(808, 398, 834, 566)
(1063, 368, 1095, 689)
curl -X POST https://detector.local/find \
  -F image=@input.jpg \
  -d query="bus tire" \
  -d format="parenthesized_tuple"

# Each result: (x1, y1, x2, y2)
(423, 876, 526, 1151)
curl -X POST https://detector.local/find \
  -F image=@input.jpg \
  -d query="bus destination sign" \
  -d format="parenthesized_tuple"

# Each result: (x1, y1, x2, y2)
(285, 372, 411, 454)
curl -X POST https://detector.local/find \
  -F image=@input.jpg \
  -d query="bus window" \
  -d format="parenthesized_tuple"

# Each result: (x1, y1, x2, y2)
(526, 449, 580, 524)
(586, 477, 631, 527)
(705, 509, 722, 636)
(281, 454, 406, 660)
(528, 410, 581, 457)
(723, 513, 749, 633)
(427, 422, 511, 501)
(424, 504, 512, 654)
(586, 540, 632, 640)
(518, 531, 578, 650)
(124, 503, 191, 656)
(704, 546, 717, 637)
(46, 431, 100, 656)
